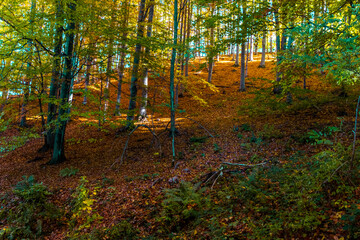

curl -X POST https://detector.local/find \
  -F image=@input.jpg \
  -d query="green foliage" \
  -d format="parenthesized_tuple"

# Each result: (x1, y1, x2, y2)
(341, 201, 360, 239)
(68, 177, 102, 237)
(259, 124, 284, 140)
(60, 167, 79, 177)
(124, 173, 159, 182)
(240, 123, 251, 132)
(236, 133, 243, 139)
(0, 129, 40, 156)
(155, 143, 359, 238)
(0, 176, 60, 240)
(0, 112, 10, 133)
(295, 126, 339, 145)
(159, 182, 210, 233)
(213, 143, 222, 153)
(189, 136, 208, 143)
(83, 220, 139, 240)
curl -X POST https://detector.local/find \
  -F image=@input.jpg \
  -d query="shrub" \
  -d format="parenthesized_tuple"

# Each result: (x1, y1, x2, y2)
(0, 176, 60, 239)
(59, 167, 79, 177)
(68, 176, 102, 238)
(159, 182, 210, 233)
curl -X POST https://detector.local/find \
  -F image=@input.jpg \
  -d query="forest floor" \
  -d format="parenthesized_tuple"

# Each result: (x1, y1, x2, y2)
(1, 54, 360, 239)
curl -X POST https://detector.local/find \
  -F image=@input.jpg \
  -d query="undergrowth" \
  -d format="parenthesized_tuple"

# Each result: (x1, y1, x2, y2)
(156, 144, 360, 239)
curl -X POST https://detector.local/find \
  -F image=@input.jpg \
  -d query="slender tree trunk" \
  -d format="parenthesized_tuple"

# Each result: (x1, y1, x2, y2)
(43, 0, 63, 150)
(115, 43, 126, 116)
(249, 35, 254, 61)
(126, 0, 146, 126)
(170, 0, 179, 166)
(49, 1, 77, 164)
(83, 56, 91, 104)
(115, 1, 130, 116)
(184, 2, 192, 77)
(245, 41, 249, 77)
(104, 6, 116, 118)
(269, 31, 273, 53)
(20, 0, 36, 127)
(139, 0, 155, 120)
(273, 6, 283, 94)
(240, 42, 246, 91)
(254, 40, 258, 55)
(259, 31, 266, 68)
(207, 3, 215, 83)
(234, 44, 239, 66)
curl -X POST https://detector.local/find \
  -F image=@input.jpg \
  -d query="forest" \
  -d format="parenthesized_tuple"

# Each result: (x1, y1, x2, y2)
(1, 0, 360, 239)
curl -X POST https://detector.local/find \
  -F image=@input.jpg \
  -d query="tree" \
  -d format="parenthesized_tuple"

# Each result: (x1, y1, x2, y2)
(126, 0, 146, 126)
(49, 0, 77, 164)
(170, 0, 179, 166)
(139, 0, 155, 120)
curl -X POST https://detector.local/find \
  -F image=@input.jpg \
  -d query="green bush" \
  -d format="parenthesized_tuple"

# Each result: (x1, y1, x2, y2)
(259, 124, 284, 140)
(68, 176, 102, 236)
(83, 220, 139, 240)
(159, 182, 210, 233)
(0, 176, 60, 239)
(60, 167, 79, 177)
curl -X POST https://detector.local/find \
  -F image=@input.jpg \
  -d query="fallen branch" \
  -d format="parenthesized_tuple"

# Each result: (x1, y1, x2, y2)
(110, 124, 162, 168)
(197, 161, 268, 190)
(221, 162, 267, 167)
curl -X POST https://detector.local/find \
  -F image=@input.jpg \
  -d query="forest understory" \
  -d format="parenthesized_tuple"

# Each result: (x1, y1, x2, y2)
(1, 54, 360, 239)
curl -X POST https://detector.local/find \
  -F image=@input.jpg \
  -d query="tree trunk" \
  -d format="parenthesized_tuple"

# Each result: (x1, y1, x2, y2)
(273, 6, 283, 94)
(207, 3, 215, 83)
(49, 1, 77, 164)
(139, 0, 155, 120)
(249, 35, 254, 61)
(245, 41, 249, 77)
(115, 1, 130, 116)
(184, 3, 192, 77)
(20, 0, 36, 127)
(126, 0, 146, 126)
(83, 56, 92, 105)
(170, 0, 179, 166)
(259, 31, 266, 68)
(240, 42, 246, 91)
(269, 31, 273, 53)
(43, 0, 63, 151)
(234, 44, 239, 66)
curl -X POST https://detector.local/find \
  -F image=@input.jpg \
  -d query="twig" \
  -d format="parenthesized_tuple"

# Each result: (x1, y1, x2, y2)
(221, 162, 267, 167)
(211, 171, 222, 189)
(351, 96, 360, 167)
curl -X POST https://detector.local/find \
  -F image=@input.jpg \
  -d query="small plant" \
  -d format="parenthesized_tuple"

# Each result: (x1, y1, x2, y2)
(240, 123, 252, 132)
(190, 136, 208, 151)
(0, 112, 10, 133)
(0, 129, 40, 156)
(89, 220, 139, 240)
(341, 201, 360, 239)
(101, 175, 114, 186)
(68, 177, 102, 237)
(59, 167, 79, 177)
(249, 132, 263, 145)
(160, 182, 209, 233)
(213, 143, 222, 153)
(0, 176, 60, 239)
(306, 126, 339, 145)
(260, 124, 284, 140)
(190, 136, 208, 143)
